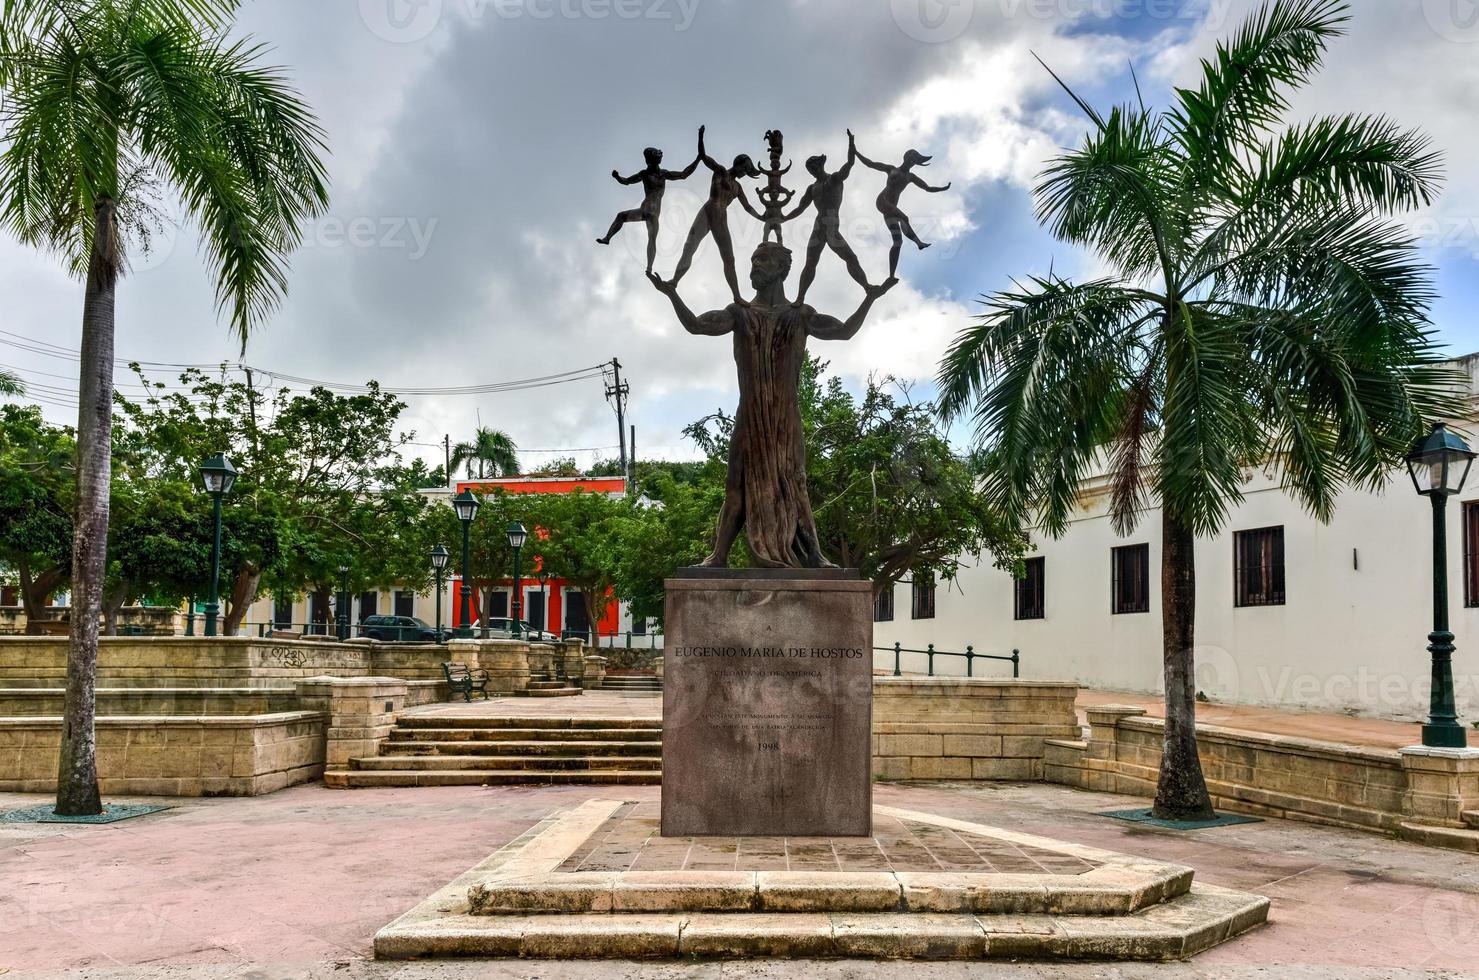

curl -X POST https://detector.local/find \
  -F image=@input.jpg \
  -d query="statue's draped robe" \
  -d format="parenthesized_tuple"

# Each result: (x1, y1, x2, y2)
(725, 301, 828, 567)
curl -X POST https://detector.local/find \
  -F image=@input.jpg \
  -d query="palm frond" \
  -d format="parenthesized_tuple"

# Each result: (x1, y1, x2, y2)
(0, 368, 25, 397)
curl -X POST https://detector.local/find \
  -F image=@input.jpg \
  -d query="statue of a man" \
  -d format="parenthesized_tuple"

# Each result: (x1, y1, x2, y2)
(648, 243, 895, 568)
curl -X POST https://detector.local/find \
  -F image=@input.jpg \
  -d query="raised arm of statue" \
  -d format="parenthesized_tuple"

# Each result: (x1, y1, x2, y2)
(666, 152, 702, 180)
(697, 124, 722, 172)
(806, 278, 897, 341)
(647, 271, 736, 336)
(612, 168, 643, 185)
(848, 130, 888, 172)
(912, 172, 951, 193)
(838, 138, 856, 180)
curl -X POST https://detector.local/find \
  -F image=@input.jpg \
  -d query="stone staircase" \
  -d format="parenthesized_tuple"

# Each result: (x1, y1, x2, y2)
(600, 672, 662, 695)
(327, 714, 662, 787)
(523, 668, 582, 698)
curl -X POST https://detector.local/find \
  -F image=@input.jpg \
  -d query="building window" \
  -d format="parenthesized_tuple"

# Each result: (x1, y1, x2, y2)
(631, 615, 646, 636)
(910, 573, 935, 620)
(1465, 502, 1479, 607)
(1234, 526, 1286, 607)
(273, 596, 293, 629)
(873, 585, 894, 623)
(1014, 557, 1045, 620)
(1111, 544, 1150, 614)
(394, 590, 414, 618)
(359, 592, 378, 619)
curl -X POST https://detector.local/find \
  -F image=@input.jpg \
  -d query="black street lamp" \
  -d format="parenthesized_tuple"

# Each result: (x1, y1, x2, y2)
(198, 454, 238, 637)
(536, 564, 550, 635)
(430, 543, 450, 643)
(1406, 421, 1476, 749)
(452, 490, 480, 638)
(507, 522, 528, 640)
(337, 564, 351, 640)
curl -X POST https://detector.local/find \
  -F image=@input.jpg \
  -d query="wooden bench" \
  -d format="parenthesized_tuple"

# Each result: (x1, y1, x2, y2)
(442, 662, 490, 702)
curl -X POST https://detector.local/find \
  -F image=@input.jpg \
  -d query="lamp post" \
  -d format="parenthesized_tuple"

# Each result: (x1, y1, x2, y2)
(537, 565, 550, 636)
(430, 543, 449, 643)
(1405, 421, 1476, 749)
(337, 564, 350, 640)
(506, 522, 528, 640)
(198, 454, 238, 637)
(452, 490, 480, 638)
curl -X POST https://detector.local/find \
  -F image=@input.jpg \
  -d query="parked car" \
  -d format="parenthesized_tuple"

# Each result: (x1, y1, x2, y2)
(470, 617, 557, 642)
(359, 614, 449, 642)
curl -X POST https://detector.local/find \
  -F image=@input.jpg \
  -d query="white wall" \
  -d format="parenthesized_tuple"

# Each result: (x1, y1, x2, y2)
(875, 467, 1479, 723)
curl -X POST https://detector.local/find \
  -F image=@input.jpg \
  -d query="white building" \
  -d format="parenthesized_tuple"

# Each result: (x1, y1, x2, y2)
(875, 355, 1479, 724)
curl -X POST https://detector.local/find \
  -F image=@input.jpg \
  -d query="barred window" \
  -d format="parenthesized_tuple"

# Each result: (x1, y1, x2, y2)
(873, 585, 894, 623)
(1234, 526, 1285, 607)
(272, 596, 293, 630)
(1014, 556, 1045, 620)
(910, 573, 936, 620)
(1465, 502, 1479, 607)
(1111, 543, 1150, 614)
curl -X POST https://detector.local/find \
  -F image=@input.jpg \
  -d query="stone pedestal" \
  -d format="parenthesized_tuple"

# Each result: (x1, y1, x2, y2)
(661, 568, 873, 837)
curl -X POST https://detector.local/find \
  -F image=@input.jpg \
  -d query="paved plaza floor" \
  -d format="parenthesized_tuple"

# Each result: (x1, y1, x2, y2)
(3, 776, 1477, 978)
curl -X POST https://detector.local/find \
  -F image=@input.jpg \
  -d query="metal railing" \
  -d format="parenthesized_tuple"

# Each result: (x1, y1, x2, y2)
(875, 642, 1020, 679)
(560, 628, 664, 650)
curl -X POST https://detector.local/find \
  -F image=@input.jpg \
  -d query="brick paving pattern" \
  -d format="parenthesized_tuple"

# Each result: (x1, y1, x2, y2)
(554, 801, 1099, 875)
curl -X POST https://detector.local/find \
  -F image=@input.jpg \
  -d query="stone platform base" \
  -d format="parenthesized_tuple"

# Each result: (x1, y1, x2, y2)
(374, 799, 1268, 960)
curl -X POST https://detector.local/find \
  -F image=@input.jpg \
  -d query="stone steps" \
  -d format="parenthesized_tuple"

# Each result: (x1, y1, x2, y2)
(395, 716, 659, 730)
(329, 769, 662, 788)
(383, 739, 661, 756)
(523, 687, 583, 697)
(387, 726, 660, 742)
(372, 801, 1271, 961)
(341, 714, 662, 787)
(352, 754, 662, 772)
(1463, 809, 1478, 830)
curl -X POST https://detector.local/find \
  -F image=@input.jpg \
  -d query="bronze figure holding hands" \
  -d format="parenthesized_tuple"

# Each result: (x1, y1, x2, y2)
(670, 126, 763, 306)
(850, 132, 951, 278)
(597, 137, 701, 273)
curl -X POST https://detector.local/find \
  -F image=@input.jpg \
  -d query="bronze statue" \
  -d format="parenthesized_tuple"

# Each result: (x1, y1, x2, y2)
(755, 129, 795, 244)
(648, 244, 894, 567)
(596, 136, 701, 273)
(670, 127, 763, 306)
(784, 130, 874, 306)
(851, 133, 952, 278)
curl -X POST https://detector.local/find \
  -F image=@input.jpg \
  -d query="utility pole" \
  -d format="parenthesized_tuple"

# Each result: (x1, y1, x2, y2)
(606, 357, 629, 487)
(629, 424, 636, 497)
(444, 433, 451, 485)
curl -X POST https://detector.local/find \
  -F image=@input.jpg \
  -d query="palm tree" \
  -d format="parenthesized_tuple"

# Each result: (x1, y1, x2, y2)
(0, 369, 24, 398)
(451, 426, 520, 479)
(0, 0, 328, 815)
(937, 0, 1460, 820)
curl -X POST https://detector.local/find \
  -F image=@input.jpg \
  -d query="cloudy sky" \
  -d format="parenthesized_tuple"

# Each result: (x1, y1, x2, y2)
(5, 0, 1479, 474)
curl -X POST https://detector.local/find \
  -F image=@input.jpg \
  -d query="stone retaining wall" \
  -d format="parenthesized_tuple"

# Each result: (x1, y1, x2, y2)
(871, 678, 1081, 781)
(0, 711, 325, 796)
(1044, 705, 1479, 841)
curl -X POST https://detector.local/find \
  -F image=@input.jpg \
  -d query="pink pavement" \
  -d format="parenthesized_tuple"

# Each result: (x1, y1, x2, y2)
(2, 777, 1477, 973)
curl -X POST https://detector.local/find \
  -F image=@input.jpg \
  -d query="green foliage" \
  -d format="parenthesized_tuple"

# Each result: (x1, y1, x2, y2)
(606, 472, 723, 624)
(0, 404, 73, 610)
(112, 368, 431, 626)
(937, 0, 1460, 539)
(683, 356, 1024, 597)
(0, 0, 330, 346)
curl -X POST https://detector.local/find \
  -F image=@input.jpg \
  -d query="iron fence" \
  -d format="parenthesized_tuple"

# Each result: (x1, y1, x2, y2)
(875, 642, 1020, 679)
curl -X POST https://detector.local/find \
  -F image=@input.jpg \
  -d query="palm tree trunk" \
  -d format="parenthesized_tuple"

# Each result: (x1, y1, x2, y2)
(1151, 509, 1215, 821)
(56, 198, 120, 817)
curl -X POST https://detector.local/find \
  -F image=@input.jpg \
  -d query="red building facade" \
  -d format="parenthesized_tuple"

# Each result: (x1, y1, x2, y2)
(446, 475, 626, 638)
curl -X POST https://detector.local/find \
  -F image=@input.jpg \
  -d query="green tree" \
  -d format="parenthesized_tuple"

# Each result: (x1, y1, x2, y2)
(935, 0, 1458, 820)
(0, 404, 73, 630)
(607, 472, 723, 626)
(532, 489, 622, 636)
(0, 370, 24, 398)
(682, 356, 1023, 601)
(0, 0, 329, 815)
(450, 427, 519, 479)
